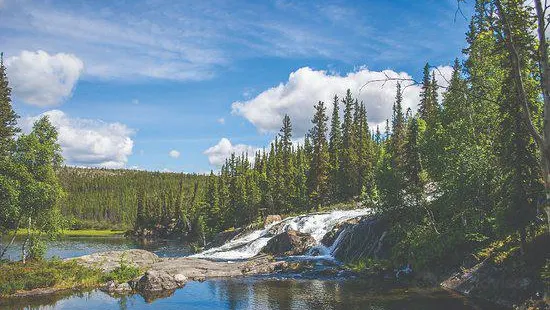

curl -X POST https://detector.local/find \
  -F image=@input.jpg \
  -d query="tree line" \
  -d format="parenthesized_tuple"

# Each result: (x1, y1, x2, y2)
(1, 0, 549, 270)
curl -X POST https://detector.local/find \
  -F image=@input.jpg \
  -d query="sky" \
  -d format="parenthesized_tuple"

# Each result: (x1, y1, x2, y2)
(0, 0, 473, 173)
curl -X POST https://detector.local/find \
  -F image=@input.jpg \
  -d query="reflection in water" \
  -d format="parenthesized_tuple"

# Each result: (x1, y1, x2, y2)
(2, 277, 507, 310)
(2, 236, 191, 260)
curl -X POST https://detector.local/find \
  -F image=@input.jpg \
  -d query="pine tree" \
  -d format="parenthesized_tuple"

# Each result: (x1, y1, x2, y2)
(0, 53, 20, 157)
(404, 118, 422, 188)
(308, 101, 330, 210)
(278, 114, 295, 213)
(418, 63, 432, 120)
(328, 95, 342, 200)
(340, 89, 358, 200)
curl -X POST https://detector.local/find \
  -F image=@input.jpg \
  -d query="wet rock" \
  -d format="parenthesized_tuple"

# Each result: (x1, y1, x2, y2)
(206, 228, 242, 249)
(330, 216, 389, 262)
(321, 217, 361, 247)
(102, 281, 132, 294)
(137, 270, 185, 293)
(264, 215, 282, 227)
(261, 230, 316, 256)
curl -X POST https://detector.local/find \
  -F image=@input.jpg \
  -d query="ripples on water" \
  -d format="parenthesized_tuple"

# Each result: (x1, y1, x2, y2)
(1, 277, 506, 310)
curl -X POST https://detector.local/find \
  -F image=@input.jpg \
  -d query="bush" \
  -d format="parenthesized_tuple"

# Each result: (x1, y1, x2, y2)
(0, 259, 102, 296)
(101, 264, 141, 283)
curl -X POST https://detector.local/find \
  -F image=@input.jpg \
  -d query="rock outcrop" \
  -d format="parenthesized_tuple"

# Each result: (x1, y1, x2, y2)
(69, 249, 279, 298)
(70, 249, 160, 272)
(261, 230, 316, 256)
(327, 216, 389, 262)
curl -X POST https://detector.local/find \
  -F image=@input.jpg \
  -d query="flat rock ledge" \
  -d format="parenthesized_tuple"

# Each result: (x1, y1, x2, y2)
(67, 249, 280, 299)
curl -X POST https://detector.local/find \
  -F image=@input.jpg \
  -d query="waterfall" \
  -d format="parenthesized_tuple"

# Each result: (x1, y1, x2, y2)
(191, 208, 371, 261)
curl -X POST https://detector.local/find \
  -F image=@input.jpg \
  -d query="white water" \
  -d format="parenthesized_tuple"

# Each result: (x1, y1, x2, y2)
(191, 208, 371, 260)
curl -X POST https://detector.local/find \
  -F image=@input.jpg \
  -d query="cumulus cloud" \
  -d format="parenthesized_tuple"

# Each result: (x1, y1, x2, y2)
(217, 117, 225, 125)
(203, 138, 260, 167)
(232, 67, 424, 136)
(169, 150, 180, 159)
(6, 50, 83, 107)
(431, 65, 454, 101)
(22, 110, 134, 168)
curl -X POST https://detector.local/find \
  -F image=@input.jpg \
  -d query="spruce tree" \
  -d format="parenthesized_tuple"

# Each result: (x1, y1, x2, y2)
(308, 101, 330, 210)
(340, 89, 358, 200)
(328, 95, 342, 200)
(0, 53, 19, 157)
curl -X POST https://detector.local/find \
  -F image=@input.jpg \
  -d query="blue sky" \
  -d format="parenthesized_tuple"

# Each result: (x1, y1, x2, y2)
(0, 0, 473, 172)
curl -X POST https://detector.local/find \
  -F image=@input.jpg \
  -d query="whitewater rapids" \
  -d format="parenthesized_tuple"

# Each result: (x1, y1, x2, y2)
(191, 208, 371, 261)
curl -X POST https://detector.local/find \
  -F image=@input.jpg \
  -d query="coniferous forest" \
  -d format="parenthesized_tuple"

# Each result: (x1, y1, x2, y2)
(0, 0, 549, 298)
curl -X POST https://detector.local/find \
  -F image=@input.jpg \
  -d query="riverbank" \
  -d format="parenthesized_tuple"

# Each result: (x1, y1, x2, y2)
(14, 229, 126, 237)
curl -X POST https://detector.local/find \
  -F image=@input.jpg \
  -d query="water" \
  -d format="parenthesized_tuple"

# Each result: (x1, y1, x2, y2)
(1, 236, 192, 260)
(0, 211, 508, 309)
(192, 208, 371, 260)
(0, 277, 507, 310)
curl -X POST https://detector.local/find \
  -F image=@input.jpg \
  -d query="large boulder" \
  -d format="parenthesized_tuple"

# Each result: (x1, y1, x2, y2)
(261, 230, 316, 256)
(329, 216, 389, 262)
(136, 270, 187, 292)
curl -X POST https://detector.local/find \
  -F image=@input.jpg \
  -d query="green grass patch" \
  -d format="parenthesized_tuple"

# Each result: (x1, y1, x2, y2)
(346, 257, 391, 274)
(0, 259, 103, 296)
(101, 264, 142, 283)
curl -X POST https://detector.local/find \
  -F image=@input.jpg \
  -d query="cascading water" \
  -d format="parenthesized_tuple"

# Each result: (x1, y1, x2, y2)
(191, 208, 371, 261)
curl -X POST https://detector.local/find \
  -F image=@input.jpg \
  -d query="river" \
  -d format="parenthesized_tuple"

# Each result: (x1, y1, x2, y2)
(0, 209, 509, 309)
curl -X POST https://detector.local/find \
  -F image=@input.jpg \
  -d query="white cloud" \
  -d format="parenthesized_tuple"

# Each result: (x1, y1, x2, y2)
(22, 110, 134, 168)
(6, 50, 83, 107)
(217, 117, 225, 125)
(431, 65, 454, 101)
(232, 67, 423, 136)
(203, 138, 260, 167)
(169, 150, 180, 158)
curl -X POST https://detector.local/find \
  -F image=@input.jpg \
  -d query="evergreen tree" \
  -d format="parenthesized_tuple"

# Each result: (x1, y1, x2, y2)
(278, 114, 295, 213)
(340, 89, 358, 200)
(328, 95, 343, 200)
(0, 53, 19, 157)
(308, 101, 330, 210)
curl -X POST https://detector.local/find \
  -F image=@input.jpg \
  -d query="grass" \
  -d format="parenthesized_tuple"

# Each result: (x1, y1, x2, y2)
(101, 264, 142, 283)
(0, 256, 143, 297)
(0, 259, 103, 296)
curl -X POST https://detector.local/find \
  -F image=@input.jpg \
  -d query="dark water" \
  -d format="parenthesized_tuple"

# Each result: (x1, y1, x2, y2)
(1, 277, 507, 310)
(2, 236, 192, 260)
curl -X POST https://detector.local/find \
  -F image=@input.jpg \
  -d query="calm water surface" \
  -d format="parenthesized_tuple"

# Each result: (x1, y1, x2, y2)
(1, 238, 507, 310)
(2, 277, 507, 310)
(3, 236, 191, 260)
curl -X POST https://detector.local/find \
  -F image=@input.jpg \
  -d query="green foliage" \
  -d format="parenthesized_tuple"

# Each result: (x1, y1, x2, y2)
(0, 259, 102, 296)
(101, 264, 141, 283)
(346, 257, 391, 275)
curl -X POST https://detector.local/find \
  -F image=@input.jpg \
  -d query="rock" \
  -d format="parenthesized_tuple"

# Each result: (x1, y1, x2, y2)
(69, 249, 159, 272)
(261, 230, 316, 256)
(102, 281, 133, 294)
(264, 215, 282, 227)
(330, 216, 389, 262)
(173, 274, 187, 284)
(321, 217, 361, 247)
(137, 270, 184, 292)
(206, 228, 242, 249)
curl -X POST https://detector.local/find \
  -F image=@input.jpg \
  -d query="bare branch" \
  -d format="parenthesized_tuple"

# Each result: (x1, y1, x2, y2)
(454, 0, 468, 22)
